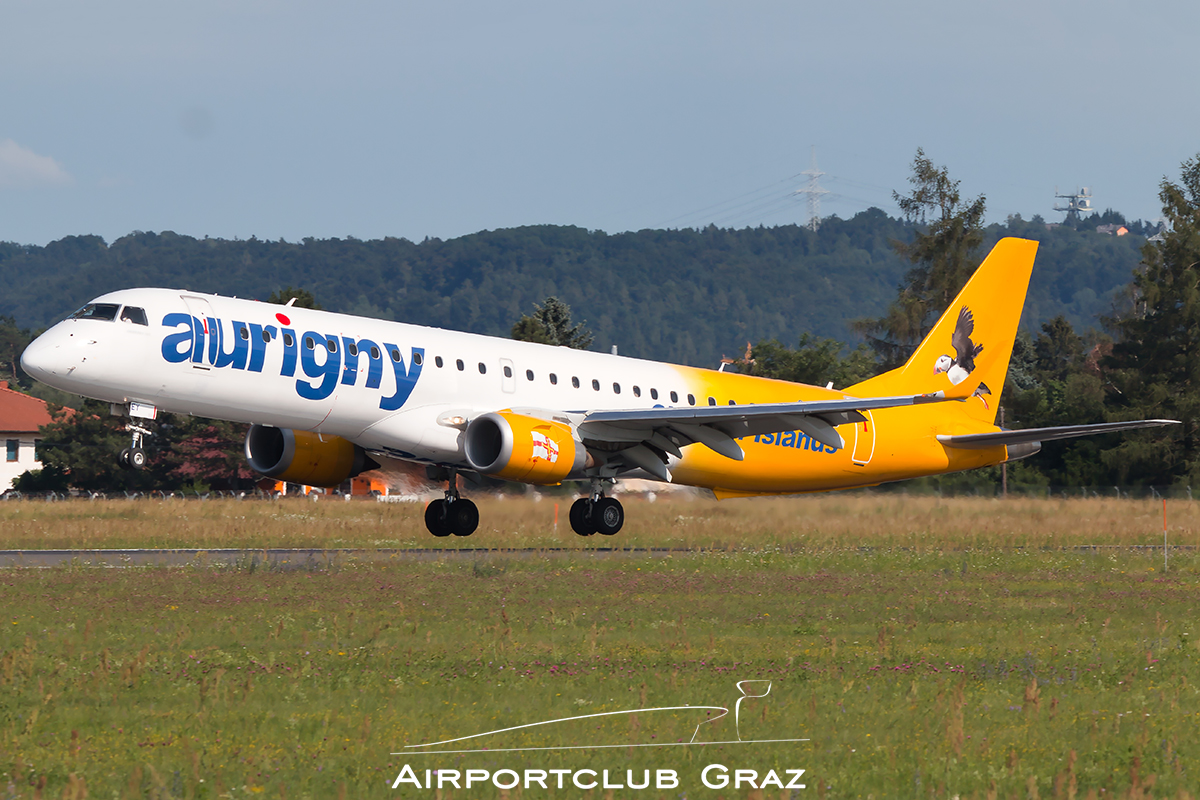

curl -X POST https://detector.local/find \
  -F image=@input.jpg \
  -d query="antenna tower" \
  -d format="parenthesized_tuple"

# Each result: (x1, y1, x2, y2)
(795, 146, 828, 231)
(1053, 186, 1093, 220)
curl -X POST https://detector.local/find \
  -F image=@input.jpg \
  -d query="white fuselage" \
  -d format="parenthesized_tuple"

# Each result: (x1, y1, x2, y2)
(20, 288, 707, 469)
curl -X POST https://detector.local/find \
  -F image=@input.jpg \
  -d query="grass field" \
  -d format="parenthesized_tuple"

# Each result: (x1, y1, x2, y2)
(1, 495, 1198, 798)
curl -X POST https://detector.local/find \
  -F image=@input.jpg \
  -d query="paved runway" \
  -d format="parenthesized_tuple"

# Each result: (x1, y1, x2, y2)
(0, 547, 691, 569)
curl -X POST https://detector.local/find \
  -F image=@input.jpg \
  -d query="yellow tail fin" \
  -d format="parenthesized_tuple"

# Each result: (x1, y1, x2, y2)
(849, 237, 1038, 423)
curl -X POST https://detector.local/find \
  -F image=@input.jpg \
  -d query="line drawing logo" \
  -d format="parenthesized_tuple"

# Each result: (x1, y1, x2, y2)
(396, 680, 808, 755)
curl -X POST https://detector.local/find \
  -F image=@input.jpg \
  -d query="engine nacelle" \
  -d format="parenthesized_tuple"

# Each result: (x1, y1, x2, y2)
(244, 425, 378, 488)
(464, 412, 586, 485)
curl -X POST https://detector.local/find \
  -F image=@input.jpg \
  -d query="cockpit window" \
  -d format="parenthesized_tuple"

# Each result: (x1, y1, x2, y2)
(70, 303, 120, 322)
(120, 306, 148, 326)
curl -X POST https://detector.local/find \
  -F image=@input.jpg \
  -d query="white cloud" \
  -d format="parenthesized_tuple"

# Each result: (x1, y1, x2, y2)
(0, 139, 72, 188)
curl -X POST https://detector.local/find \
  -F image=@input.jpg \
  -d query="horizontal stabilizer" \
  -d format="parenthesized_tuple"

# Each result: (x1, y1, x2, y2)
(937, 419, 1179, 450)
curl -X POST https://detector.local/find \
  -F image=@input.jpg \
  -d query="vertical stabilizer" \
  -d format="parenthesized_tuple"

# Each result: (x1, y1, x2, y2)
(848, 237, 1038, 423)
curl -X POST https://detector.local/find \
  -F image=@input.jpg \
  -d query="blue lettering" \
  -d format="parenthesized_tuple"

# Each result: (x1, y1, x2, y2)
(358, 339, 384, 389)
(205, 318, 220, 365)
(160, 313, 193, 363)
(757, 433, 775, 445)
(297, 332, 341, 400)
(280, 328, 297, 377)
(340, 336, 360, 386)
(246, 323, 277, 373)
(797, 432, 812, 450)
(780, 430, 797, 448)
(190, 316, 208, 363)
(212, 320, 248, 370)
(379, 345, 424, 411)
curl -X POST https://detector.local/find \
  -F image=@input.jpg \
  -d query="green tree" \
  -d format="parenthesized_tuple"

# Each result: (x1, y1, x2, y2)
(160, 418, 255, 491)
(1103, 154, 1200, 485)
(267, 286, 322, 309)
(510, 297, 594, 349)
(34, 400, 158, 492)
(1003, 317, 1110, 486)
(854, 148, 987, 368)
(32, 401, 255, 493)
(0, 316, 31, 388)
(747, 335, 876, 389)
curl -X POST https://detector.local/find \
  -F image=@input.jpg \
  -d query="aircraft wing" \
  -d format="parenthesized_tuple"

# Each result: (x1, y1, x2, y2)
(937, 419, 1179, 449)
(575, 391, 958, 480)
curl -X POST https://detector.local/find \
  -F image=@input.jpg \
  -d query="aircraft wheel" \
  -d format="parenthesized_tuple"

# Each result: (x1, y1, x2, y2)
(425, 499, 452, 537)
(118, 448, 132, 470)
(594, 497, 624, 536)
(569, 497, 596, 536)
(129, 448, 147, 470)
(448, 498, 479, 537)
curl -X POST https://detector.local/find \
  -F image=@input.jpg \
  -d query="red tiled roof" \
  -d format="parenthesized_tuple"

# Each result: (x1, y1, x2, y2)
(0, 381, 55, 434)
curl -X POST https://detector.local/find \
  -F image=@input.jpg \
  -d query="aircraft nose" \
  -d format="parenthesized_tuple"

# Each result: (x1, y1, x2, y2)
(20, 331, 63, 382)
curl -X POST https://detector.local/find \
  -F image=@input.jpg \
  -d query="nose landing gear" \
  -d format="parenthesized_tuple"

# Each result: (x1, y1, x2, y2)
(424, 468, 479, 537)
(118, 422, 153, 471)
(569, 480, 624, 537)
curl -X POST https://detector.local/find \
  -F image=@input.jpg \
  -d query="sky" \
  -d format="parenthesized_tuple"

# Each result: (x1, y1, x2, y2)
(2, 0, 1197, 247)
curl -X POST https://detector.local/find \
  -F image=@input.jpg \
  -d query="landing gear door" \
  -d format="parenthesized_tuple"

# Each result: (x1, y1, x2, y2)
(180, 295, 214, 371)
(851, 410, 875, 466)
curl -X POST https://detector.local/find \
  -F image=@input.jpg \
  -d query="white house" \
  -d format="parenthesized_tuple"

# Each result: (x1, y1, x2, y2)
(0, 381, 54, 491)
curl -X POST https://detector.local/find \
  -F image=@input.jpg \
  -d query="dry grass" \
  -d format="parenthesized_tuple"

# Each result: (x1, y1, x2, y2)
(1, 494, 1199, 797)
(0, 492, 1195, 551)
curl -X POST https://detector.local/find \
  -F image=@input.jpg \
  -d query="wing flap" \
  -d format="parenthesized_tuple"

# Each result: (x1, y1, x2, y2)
(577, 391, 963, 463)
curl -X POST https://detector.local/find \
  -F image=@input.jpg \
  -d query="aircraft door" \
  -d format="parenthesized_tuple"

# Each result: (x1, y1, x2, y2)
(500, 358, 516, 394)
(851, 410, 875, 466)
(180, 295, 214, 371)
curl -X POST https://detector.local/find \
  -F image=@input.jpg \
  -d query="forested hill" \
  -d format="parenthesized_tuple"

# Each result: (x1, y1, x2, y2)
(0, 210, 1144, 367)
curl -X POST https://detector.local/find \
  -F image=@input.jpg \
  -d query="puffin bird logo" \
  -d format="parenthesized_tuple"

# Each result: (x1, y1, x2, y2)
(934, 306, 984, 385)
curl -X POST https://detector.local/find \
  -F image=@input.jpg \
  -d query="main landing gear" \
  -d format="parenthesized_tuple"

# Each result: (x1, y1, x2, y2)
(569, 480, 624, 537)
(424, 468, 479, 537)
(118, 422, 153, 471)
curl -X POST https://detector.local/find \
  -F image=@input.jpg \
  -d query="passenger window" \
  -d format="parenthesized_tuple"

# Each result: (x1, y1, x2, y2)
(478, 363, 487, 374)
(633, 386, 641, 397)
(687, 394, 696, 406)
(591, 379, 600, 391)
(503, 365, 512, 378)
(435, 356, 443, 368)
(526, 369, 534, 381)
(456, 359, 465, 371)
(120, 306, 148, 326)
(370, 346, 381, 359)
(326, 339, 337, 353)
(261, 329, 272, 343)
(670, 391, 678, 403)
(70, 303, 119, 322)
(708, 396, 716, 406)
(304, 336, 315, 350)
(391, 349, 401, 362)
(729, 399, 737, 405)
(239, 326, 250, 340)
(572, 377, 580, 388)
(651, 388, 659, 400)
(413, 352, 423, 366)
(347, 342, 359, 356)
(284, 333, 295, 347)
(550, 373, 558, 385)
(613, 383, 621, 394)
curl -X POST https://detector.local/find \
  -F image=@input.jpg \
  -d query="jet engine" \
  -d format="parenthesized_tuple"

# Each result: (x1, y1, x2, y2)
(244, 425, 378, 488)
(464, 412, 587, 485)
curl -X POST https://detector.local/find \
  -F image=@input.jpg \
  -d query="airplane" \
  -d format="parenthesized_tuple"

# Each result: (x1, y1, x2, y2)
(20, 237, 1175, 537)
